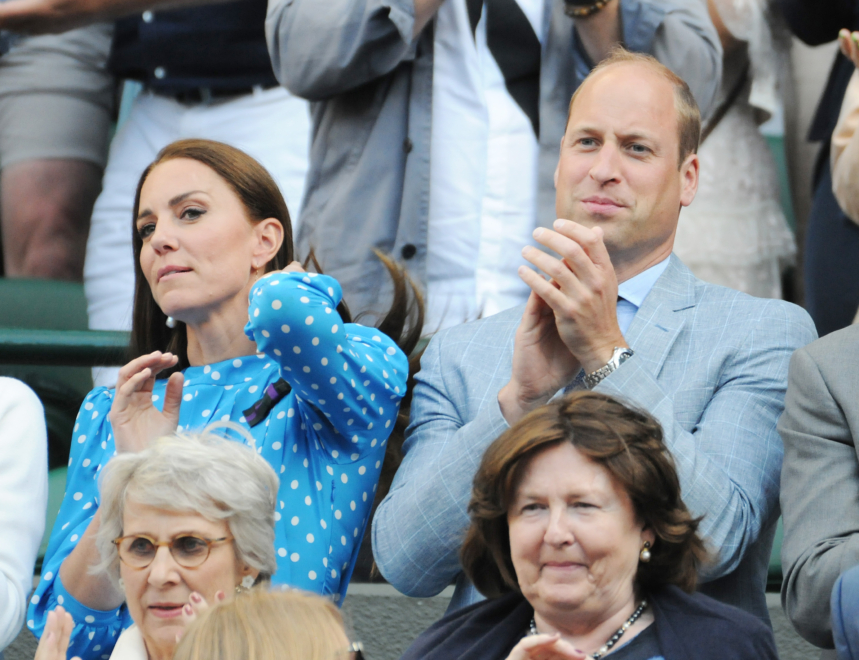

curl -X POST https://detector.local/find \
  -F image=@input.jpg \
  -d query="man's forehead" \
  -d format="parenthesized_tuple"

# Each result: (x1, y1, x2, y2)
(569, 63, 678, 137)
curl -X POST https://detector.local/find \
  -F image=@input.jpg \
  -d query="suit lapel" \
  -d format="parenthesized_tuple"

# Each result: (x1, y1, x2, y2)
(623, 255, 698, 379)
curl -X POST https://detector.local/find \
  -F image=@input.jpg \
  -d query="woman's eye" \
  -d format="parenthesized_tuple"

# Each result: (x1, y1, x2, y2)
(181, 207, 205, 220)
(174, 536, 208, 558)
(137, 223, 155, 239)
(128, 537, 155, 556)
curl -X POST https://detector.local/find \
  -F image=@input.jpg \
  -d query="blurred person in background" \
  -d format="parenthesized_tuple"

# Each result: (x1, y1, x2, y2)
(673, 0, 796, 299)
(0, 0, 313, 387)
(35, 588, 361, 660)
(778, 0, 859, 335)
(0, 26, 112, 281)
(266, 0, 722, 332)
(827, 27, 859, 324)
(0, 378, 47, 660)
(173, 588, 360, 660)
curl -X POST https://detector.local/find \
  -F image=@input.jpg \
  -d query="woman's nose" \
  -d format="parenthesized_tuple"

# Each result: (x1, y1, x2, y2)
(150, 218, 178, 253)
(543, 507, 574, 546)
(147, 546, 182, 585)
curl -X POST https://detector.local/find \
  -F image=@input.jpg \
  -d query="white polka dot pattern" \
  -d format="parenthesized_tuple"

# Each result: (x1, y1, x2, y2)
(29, 272, 408, 660)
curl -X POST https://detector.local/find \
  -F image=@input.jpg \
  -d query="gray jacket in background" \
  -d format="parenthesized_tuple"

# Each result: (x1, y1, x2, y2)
(266, 0, 721, 316)
(780, 323, 859, 650)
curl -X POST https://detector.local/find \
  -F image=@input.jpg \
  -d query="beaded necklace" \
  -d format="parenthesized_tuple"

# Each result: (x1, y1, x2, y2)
(528, 600, 648, 659)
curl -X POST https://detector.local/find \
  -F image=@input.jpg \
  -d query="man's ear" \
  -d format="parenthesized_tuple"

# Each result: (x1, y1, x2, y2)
(679, 153, 699, 208)
(253, 218, 284, 267)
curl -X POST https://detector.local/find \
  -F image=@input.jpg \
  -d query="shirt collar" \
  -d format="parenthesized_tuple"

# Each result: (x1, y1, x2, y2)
(617, 257, 670, 310)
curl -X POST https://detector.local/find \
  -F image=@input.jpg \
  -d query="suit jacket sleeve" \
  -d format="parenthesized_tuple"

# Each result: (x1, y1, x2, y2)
(597, 300, 816, 582)
(779, 342, 859, 649)
(266, 0, 416, 101)
(371, 327, 514, 597)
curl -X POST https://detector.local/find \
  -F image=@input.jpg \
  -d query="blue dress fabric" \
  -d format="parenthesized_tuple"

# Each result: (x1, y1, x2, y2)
(27, 272, 408, 659)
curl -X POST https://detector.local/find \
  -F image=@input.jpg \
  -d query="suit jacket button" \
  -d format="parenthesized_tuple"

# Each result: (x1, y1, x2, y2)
(402, 138, 413, 153)
(401, 244, 417, 259)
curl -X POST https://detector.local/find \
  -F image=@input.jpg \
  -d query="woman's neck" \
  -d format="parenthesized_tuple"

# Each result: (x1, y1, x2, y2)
(143, 636, 175, 660)
(184, 286, 259, 366)
(534, 596, 654, 658)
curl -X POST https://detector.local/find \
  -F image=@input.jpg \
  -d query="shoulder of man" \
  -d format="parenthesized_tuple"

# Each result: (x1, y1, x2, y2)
(662, 261, 816, 343)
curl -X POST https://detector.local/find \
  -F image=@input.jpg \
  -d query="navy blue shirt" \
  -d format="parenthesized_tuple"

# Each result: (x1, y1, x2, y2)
(109, 0, 277, 92)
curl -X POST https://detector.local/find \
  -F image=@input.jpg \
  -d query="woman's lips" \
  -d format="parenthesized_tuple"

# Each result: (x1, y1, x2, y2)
(148, 604, 185, 619)
(157, 267, 192, 282)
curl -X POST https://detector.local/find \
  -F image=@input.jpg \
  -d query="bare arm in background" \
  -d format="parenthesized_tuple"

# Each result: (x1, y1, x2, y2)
(413, 0, 444, 38)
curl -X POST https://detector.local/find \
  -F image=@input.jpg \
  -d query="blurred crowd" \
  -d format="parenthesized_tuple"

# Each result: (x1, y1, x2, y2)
(4, 0, 859, 659)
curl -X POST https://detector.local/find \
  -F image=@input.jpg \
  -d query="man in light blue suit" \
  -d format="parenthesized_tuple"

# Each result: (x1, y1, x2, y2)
(372, 48, 817, 624)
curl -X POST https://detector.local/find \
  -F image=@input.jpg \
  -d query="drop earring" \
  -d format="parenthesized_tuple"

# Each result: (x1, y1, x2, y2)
(639, 541, 652, 563)
(166, 316, 176, 328)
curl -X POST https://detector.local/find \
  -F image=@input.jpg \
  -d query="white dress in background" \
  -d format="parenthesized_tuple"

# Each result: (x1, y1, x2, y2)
(674, 0, 796, 299)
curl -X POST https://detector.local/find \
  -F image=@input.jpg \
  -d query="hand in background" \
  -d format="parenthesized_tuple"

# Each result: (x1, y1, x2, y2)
(839, 29, 859, 69)
(34, 607, 81, 660)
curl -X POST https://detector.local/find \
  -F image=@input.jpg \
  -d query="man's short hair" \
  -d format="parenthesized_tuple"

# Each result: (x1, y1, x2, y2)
(565, 47, 701, 167)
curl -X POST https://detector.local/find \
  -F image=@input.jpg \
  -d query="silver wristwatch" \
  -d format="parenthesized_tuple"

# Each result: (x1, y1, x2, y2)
(584, 347, 634, 389)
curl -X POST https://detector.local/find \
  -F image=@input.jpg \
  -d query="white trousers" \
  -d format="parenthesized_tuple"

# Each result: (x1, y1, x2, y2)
(84, 86, 311, 387)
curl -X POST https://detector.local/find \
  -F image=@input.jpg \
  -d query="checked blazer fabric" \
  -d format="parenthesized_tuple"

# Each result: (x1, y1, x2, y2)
(372, 254, 817, 623)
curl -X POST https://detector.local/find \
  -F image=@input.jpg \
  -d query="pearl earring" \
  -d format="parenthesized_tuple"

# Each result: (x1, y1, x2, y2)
(639, 541, 652, 563)
(166, 316, 176, 328)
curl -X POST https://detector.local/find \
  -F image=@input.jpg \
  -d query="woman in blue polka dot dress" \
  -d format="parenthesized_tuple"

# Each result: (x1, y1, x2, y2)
(27, 139, 414, 660)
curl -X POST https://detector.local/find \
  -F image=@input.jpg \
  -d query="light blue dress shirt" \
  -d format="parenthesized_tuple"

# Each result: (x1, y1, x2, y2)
(617, 258, 670, 335)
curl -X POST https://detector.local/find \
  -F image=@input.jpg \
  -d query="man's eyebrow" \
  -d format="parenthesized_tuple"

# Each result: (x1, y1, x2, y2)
(618, 131, 656, 142)
(136, 190, 206, 221)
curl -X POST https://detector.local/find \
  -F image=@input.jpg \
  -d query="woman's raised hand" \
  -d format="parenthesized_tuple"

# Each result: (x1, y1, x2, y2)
(839, 29, 859, 70)
(504, 634, 589, 660)
(110, 351, 184, 453)
(34, 607, 81, 660)
(176, 590, 226, 642)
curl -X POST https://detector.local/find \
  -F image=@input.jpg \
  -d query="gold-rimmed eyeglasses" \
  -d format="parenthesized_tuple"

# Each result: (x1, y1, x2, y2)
(112, 534, 234, 569)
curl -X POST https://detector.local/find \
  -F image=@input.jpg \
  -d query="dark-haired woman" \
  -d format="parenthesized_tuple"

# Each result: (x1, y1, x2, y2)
(401, 392, 778, 660)
(28, 139, 413, 659)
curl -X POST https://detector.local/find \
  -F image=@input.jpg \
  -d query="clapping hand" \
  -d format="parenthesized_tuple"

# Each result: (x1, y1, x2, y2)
(840, 29, 859, 69)
(34, 607, 81, 660)
(505, 633, 589, 660)
(110, 351, 184, 454)
(498, 220, 626, 425)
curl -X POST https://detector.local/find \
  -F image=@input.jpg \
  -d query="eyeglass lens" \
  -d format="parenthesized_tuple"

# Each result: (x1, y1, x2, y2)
(119, 535, 212, 568)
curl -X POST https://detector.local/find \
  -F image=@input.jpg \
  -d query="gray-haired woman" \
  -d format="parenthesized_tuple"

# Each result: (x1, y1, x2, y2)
(35, 430, 279, 660)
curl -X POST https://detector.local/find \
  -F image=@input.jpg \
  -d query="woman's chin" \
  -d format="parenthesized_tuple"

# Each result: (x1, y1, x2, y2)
(142, 620, 186, 654)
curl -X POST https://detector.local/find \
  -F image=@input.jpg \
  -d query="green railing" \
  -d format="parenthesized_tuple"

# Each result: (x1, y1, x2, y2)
(0, 329, 129, 366)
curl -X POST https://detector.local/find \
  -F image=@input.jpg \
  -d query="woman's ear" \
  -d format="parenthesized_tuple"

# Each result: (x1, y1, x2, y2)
(642, 527, 656, 549)
(239, 563, 260, 586)
(252, 217, 284, 268)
